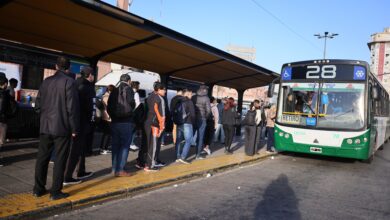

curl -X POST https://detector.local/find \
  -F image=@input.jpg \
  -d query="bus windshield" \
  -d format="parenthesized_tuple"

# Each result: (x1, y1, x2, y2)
(277, 82, 365, 130)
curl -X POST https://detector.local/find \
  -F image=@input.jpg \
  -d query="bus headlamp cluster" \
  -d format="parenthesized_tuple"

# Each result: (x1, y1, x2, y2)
(346, 138, 362, 145)
(277, 131, 290, 139)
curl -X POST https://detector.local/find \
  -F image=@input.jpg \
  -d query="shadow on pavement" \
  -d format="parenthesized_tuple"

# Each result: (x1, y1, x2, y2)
(253, 174, 301, 220)
(279, 151, 356, 163)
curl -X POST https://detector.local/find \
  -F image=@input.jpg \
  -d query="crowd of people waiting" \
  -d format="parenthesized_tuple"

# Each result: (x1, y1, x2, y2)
(0, 56, 276, 200)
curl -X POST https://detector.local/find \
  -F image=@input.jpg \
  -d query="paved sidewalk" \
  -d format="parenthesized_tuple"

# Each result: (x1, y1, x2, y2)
(0, 135, 275, 219)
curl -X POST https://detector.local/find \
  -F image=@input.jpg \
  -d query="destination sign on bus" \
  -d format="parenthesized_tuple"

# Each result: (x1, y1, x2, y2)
(281, 65, 366, 81)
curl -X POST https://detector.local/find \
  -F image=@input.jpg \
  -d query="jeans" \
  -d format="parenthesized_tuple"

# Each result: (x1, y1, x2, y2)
(111, 122, 135, 173)
(266, 127, 274, 151)
(175, 123, 193, 159)
(195, 118, 207, 157)
(214, 123, 225, 143)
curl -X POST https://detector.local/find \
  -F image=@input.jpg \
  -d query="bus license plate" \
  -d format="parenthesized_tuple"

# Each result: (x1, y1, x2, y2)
(310, 147, 322, 153)
(282, 114, 300, 125)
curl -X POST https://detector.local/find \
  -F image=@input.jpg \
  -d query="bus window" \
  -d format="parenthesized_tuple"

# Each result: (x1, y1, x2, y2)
(317, 83, 365, 129)
(277, 82, 319, 126)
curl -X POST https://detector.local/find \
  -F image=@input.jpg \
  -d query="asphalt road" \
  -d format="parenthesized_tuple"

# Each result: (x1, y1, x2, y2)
(50, 144, 390, 220)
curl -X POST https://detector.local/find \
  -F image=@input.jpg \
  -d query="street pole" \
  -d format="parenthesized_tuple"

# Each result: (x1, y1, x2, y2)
(323, 35, 327, 59)
(314, 32, 338, 59)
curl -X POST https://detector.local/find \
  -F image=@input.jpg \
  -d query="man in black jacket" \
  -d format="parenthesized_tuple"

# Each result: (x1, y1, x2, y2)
(107, 74, 135, 177)
(33, 56, 80, 200)
(64, 66, 95, 185)
(175, 89, 196, 164)
(192, 85, 211, 159)
(0, 73, 9, 167)
(170, 88, 183, 146)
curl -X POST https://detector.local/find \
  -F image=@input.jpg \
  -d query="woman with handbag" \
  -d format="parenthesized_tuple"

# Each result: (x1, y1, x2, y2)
(221, 97, 238, 154)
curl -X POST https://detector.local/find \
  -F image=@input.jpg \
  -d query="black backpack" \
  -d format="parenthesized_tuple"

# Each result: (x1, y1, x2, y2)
(172, 100, 187, 125)
(109, 85, 133, 118)
(243, 110, 256, 126)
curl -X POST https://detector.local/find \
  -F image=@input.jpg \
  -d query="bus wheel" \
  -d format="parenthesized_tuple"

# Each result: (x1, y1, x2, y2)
(379, 145, 384, 150)
(361, 155, 374, 164)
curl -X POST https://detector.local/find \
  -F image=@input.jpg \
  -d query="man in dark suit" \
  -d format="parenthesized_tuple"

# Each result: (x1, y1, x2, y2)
(64, 66, 95, 185)
(33, 56, 79, 200)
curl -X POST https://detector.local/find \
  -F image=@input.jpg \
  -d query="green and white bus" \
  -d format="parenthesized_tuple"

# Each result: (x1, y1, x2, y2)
(268, 59, 390, 162)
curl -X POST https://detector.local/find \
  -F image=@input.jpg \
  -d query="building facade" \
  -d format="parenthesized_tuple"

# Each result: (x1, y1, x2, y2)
(368, 27, 390, 92)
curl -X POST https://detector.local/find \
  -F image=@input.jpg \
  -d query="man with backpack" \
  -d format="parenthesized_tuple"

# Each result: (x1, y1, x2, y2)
(170, 88, 184, 145)
(107, 74, 136, 177)
(174, 89, 195, 164)
(192, 85, 211, 160)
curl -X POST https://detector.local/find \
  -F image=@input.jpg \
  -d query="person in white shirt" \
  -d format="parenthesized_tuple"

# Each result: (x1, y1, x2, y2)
(129, 81, 141, 151)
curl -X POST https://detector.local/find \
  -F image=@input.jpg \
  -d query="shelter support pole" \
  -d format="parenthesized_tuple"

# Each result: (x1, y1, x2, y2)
(207, 83, 215, 97)
(236, 89, 244, 136)
(89, 58, 99, 83)
(160, 74, 169, 87)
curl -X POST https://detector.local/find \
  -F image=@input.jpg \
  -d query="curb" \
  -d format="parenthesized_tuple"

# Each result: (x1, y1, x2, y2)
(2, 153, 277, 219)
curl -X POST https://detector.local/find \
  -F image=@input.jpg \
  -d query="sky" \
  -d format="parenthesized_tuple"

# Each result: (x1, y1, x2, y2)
(103, 0, 390, 73)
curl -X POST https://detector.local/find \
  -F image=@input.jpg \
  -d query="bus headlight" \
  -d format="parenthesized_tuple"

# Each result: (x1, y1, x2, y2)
(347, 139, 353, 144)
(363, 138, 368, 142)
(284, 133, 290, 139)
(279, 132, 284, 137)
(354, 139, 361, 144)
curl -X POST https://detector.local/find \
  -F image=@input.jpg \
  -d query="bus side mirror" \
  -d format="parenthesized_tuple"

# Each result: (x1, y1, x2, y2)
(268, 83, 275, 98)
(371, 86, 379, 100)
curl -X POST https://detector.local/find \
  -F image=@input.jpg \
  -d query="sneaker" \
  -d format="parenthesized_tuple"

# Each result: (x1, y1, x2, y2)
(50, 192, 69, 200)
(178, 159, 191, 164)
(135, 163, 144, 169)
(203, 148, 211, 155)
(63, 178, 82, 186)
(195, 155, 205, 160)
(266, 150, 275, 154)
(144, 166, 159, 172)
(100, 150, 111, 155)
(129, 145, 139, 151)
(224, 150, 233, 155)
(77, 172, 94, 180)
(0, 158, 4, 167)
(154, 161, 166, 167)
(33, 189, 48, 198)
(114, 171, 133, 177)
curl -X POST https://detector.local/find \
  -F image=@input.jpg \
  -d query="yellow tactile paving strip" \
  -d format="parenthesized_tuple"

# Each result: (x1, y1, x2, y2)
(0, 152, 273, 219)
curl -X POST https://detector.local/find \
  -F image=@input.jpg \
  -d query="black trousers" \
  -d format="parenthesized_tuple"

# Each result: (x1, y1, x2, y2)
(137, 126, 147, 166)
(100, 121, 111, 151)
(34, 134, 70, 195)
(144, 123, 161, 168)
(65, 123, 91, 179)
(223, 124, 235, 150)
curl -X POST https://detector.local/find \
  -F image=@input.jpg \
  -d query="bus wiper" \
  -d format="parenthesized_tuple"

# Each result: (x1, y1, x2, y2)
(335, 109, 354, 118)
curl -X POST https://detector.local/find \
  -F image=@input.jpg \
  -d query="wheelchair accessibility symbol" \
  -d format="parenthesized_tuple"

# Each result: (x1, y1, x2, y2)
(282, 67, 292, 80)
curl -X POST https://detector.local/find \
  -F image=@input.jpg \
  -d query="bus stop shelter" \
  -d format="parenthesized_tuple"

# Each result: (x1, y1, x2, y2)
(0, 0, 278, 133)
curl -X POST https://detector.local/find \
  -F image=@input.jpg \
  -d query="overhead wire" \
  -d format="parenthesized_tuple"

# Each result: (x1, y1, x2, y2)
(250, 0, 321, 51)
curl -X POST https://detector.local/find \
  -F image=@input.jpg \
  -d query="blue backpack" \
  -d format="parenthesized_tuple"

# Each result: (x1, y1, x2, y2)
(172, 100, 187, 125)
